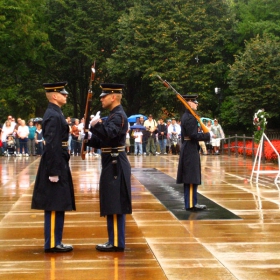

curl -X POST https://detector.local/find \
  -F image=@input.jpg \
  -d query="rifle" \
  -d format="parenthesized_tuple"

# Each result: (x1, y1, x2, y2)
(81, 62, 96, 160)
(157, 75, 209, 133)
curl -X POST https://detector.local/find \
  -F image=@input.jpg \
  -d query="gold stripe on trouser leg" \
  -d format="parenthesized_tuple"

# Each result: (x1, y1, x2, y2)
(113, 214, 118, 247)
(189, 184, 193, 208)
(51, 211, 56, 248)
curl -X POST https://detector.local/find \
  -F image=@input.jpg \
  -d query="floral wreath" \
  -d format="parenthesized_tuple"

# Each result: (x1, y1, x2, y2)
(253, 109, 269, 143)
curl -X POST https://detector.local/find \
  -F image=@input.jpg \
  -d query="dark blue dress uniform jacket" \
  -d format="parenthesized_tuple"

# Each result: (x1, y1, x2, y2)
(31, 102, 76, 211)
(88, 105, 132, 217)
(176, 109, 210, 184)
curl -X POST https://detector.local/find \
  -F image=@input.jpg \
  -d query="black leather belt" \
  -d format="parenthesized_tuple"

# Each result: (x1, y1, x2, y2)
(101, 146, 125, 154)
(184, 137, 191, 140)
(62, 141, 68, 147)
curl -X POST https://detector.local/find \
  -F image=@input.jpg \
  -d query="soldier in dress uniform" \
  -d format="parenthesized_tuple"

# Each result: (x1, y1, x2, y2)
(31, 82, 76, 253)
(88, 83, 132, 252)
(176, 95, 211, 211)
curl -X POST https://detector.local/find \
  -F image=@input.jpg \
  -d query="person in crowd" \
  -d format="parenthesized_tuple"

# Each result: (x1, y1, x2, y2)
(139, 116, 148, 155)
(17, 120, 29, 156)
(176, 95, 211, 211)
(168, 118, 181, 155)
(88, 83, 132, 252)
(166, 119, 172, 154)
(133, 117, 141, 126)
(2, 116, 16, 130)
(28, 121, 37, 156)
(0, 125, 3, 155)
(132, 128, 143, 156)
(31, 81, 76, 253)
(211, 119, 225, 155)
(78, 117, 85, 144)
(205, 120, 213, 154)
(14, 118, 22, 155)
(157, 117, 167, 155)
(143, 114, 157, 156)
(1, 120, 14, 154)
(66, 117, 72, 154)
(198, 126, 208, 155)
(35, 123, 44, 156)
(71, 119, 81, 156)
(125, 122, 131, 155)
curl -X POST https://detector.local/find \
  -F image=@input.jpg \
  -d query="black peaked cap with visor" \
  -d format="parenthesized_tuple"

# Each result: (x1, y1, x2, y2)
(43, 81, 69, 95)
(182, 94, 198, 104)
(100, 83, 125, 97)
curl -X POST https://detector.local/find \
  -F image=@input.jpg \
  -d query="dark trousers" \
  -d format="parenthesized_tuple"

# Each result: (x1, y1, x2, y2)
(171, 144, 180, 155)
(146, 136, 156, 154)
(44, 211, 65, 249)
(36, 142, 43, 155)
(72, 136, 81, 154)
(184, 184, 198, 209)
(19, 138, 28, 154)
(107, 214, 126, 248)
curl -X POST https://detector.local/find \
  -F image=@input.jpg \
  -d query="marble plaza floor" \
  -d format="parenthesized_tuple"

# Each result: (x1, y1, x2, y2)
(0, 152, 280, 279)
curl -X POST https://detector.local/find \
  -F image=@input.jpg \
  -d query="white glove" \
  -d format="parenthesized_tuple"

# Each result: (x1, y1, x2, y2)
(49, 176, 59, 183)
(90, 111, 101, 127)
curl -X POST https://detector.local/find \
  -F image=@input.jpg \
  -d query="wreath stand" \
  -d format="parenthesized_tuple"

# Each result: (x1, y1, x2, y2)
(250, 133, 280, 188)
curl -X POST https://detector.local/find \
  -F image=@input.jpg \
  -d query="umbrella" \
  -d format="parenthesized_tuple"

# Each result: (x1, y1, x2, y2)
(31, 117, 43, 122)
(200, 117, 213, 125)
(130, 125, 146, 130)
(127, 114, 147, 123)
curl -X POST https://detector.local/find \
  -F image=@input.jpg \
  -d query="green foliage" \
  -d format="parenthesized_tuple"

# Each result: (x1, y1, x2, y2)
(1, 0, 280, 135)
(107, 0, 235, 117)
(45, 0, 134, 118)
(227, 35, 280, 131)
(0, 0, 51, 121)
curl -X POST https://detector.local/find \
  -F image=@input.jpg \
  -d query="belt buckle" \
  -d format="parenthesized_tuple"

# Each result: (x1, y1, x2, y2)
(110, 147, 119, 157)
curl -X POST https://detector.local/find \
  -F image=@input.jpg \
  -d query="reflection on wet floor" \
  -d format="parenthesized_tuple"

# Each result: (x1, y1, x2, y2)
(1, 154, 280, 279)
(132, 168, 241, 220)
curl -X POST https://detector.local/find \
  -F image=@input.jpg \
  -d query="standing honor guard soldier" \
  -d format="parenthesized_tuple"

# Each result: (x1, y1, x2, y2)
(176, 95, 211, 211)
(88, 83, 132, 252)
(31, 82, 76, 253)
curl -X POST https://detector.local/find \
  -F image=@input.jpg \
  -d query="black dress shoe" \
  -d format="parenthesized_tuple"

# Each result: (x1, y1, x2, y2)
(96, 242, 124, 252)
(186, 204, 207, 211)
(45, 243, 73, 253)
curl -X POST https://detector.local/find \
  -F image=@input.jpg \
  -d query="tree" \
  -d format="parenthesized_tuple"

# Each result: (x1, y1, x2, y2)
(0, 0, 51, 121)
(225, 35, 280, 132)
(107, 0, 235, 118)
(45, 0, 134, 118)
(229, 0, 280, 46)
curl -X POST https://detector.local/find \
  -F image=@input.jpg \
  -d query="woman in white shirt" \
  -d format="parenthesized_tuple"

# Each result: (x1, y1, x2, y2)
(17, 120, 29, 156)
(1, 120, 14, 153)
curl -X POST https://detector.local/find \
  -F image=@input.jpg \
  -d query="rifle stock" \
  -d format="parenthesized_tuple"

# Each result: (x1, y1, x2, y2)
(81, 62, 95, 160)
(157, 75, 209, 133)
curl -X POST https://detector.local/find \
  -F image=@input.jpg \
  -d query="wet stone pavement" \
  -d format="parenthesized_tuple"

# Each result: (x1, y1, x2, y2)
(0, 153, 280, 279)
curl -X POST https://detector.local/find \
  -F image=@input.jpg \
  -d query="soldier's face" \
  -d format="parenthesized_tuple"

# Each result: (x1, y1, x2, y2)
(188, 100, 198, 110)
(55, 92, 68, 107)
(100, 94, 113, 109)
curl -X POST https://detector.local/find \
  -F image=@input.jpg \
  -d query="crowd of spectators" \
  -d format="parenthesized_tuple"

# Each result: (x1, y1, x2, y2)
(0, 114, 224, 157)
(0, 115, 101, 157)
(0, 115, 46, 156)
(128, 116, 224, 156)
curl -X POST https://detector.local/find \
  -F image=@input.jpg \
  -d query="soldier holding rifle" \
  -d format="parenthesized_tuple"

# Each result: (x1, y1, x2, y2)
(87, 83, 132, 252)
(176, 95, 211, 211)
(157, 76, 212, 211)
